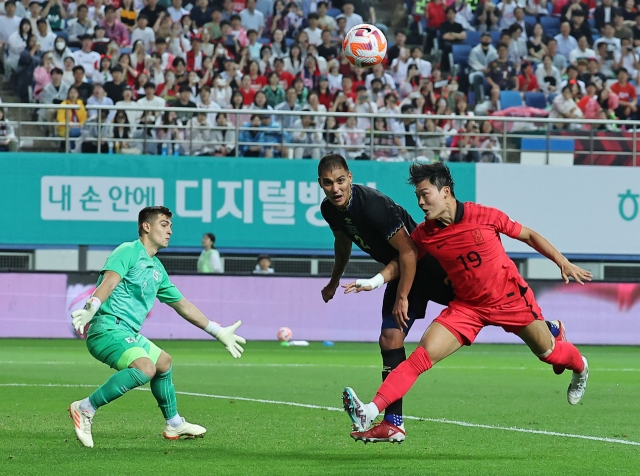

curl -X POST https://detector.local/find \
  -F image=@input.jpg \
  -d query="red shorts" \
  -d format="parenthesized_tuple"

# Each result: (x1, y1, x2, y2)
(433, 286, 544, 346)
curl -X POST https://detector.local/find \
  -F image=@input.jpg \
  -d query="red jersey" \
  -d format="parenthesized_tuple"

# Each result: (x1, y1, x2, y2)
(610, 82, 636, 103)
(411, 201, 526, 307)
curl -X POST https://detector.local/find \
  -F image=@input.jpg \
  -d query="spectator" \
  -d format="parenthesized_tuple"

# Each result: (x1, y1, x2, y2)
(256, 0, 273, 19)
(569, 35, 596, 65)
(509, 23, 527, 64)
(561, 0, 588, 23)
(477, 121, 503, 162)
(408, 47, 432, 78)
(86, 83, 115, 122)
(70, 65, 92, 103)
(259, 113, 290, 158)
(110, 110, 140, 154)
(594, 0, 614, 33)
(513, 7, 530, 39)
(547, 37, 568, 74)
(220, 0, 234, 21)
(211, 112, 236, 156)
(469, 32, 498, 104)
(266, 0, 288, 37)
(88, 0, 107, 23)
(306, 90, 327, 128)
(258, 45, 273, 74)
(614, 9, 633, 41)
(365, 63, 395, 90)
(577, 82, 603, 119)
(475, 0, 499, 33)
(67, 4, 95, 47)
(204, 8, 223, 40)
(420, 118, 446, 161)
(41, 0, 67, 32)
(212, 77, 233, 107)
(102, 5, 130, 46)
(73, 34, 101, 80)
(26, 0, 44, 32)
(536, 54, 562, 95)
(0, 1, 22, 58)
(449, 120, 481, 162)
(78, 108, 111, 153)
(130, 15, 155, 51)
(52, 36, 73, 69)
(14, 33, 41, 101)
(39, 67, 68, 130)
(167, 0, 188, 23)
(103, 65, 127, 103)
(186, 110, 214, 155)
(139, 0, 167, 29)
(5, 18, 31, 81)
(0, 109, 18, 152)
(368, 116, 398, 161)
(387, 30, 407, 64)
(337, 115, 366, 159)
(439, 6, 466, 71)
(239, 113, 264, 156)
(262, 71, 285, 107)
(554, 21, 578, 61)
(56, 86, 87, 139)
(570, 10, 592, 45)
(170, 84, 197, 123)
(115, 86, 140, 125)
(610, 67, 637, 119)
(118, 0, 137, 34)
(274, 86, 301, 128)
(322, 115, 340, 155)
(549, 85, 584, 129)
(633, 13, 640, 48)
(597, 86, 620, 120)
(283, 44, 303, 76)
(292, 76, 309, 105)
(497, 0, 518, 30)
(391, 47, 411, 86)
(518, 61, 539, 92)
(197, 233, 223, 273)
(137, 82, 166, 118)
(525, 24, 547, 64)
(240, 0, 264, 37)
(391, 103, 422, 160)
(353, 85, 377, 130)
(155, 109, 185, 155)
(342, 2, 363, 31)
(334, 15, 348, 43)
(622, 0, 637, 23)
(486, 42, 519, 91)
(425, 0, 446, 52)
(581, 57, 607, 91)
(451, 97, 474, 130)
(290, 111, 323, 159)
(32, 51, 55, 101)
(249, 89, 274, 116)
(615, 36, 640, 83)
(304, 12, 322, 46)
(474, 85, 502, 115)
(254, 254, 274, 274)
(230, 14, 249, 47)
(317, 1, 336, 31)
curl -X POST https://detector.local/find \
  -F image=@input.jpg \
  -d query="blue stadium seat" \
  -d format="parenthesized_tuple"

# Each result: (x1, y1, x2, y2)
(490, 30, 501, 46)
(540, 16, 561, 35)
(55, 31, 68, 42)
(258, 38, 270, 45)
(592, 34, 600, 43)
(500, 91, 523, 109)
(524, 15, 537, 27)
(327, 8, 341, 18)
(522, 138, 574, 152)
(463, 30, 482, 46)
(285, 38, 295, 47)
(525, 92, 547, 109)
(451, 44, 472, 77)
(548, 92, 558, 104)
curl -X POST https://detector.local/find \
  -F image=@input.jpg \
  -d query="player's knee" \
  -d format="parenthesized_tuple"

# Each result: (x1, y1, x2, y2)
(131, 358, 157, 379)
(156, 352, 172, 373)
(379, 330, 405, 350)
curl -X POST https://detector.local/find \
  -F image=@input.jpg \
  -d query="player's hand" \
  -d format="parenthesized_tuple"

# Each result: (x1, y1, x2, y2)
(392, 295, 410, 330)
(342, 280, 372, 293)
(71, 303, 97, 335)
(215, 320, 246, 358)
(321, 279, 340, 302)
(559, 259, 593, 285)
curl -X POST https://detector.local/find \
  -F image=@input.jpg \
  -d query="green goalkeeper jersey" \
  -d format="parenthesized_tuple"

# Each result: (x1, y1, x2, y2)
(89, 239, 183, 334)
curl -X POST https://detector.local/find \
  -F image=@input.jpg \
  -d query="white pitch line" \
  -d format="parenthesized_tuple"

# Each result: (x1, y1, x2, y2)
(1, 383, 639, 447)
(1, 360, 640, 372)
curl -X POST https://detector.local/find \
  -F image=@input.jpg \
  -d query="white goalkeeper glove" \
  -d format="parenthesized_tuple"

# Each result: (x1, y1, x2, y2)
(205, 320, 246, 358)
(71, 297, 101, 334)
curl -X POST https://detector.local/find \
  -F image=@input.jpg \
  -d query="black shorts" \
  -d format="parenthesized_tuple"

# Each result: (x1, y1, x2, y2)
(381, 253, 455, 332)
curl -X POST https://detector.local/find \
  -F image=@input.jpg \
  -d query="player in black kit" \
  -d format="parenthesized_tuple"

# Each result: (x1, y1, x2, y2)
(318, 154, 566, 444)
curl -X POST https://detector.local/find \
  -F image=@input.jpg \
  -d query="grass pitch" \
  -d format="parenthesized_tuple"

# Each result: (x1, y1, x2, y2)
(0, 339, 639, 475)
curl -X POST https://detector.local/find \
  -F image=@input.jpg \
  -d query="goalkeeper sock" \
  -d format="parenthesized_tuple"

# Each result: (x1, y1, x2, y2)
(381, 347, 406, 427)
(372, 346, 432, 412)
(88, 368, 151, 410)
(150, 365, 179, 421)
(539, 341, 585, 374)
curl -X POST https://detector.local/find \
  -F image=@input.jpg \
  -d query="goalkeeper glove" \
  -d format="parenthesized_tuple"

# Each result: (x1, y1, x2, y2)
(205, 320, 246, 358)
(71, 297, 101, 334)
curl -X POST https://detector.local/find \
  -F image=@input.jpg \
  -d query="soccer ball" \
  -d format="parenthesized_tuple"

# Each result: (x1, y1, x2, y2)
(277, 327, 292, 342)
(342, 24, 387, 68)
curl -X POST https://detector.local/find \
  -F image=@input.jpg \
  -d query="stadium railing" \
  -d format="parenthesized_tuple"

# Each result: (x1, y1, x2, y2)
(1, 103, 639, 166)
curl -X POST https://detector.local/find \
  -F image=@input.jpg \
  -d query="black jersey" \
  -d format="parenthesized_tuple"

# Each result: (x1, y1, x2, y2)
(320, 184, 418, 265)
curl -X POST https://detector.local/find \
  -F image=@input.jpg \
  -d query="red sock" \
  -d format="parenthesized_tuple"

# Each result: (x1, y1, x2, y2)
(539, 341, 584, 373)
(372, 347, 433, 411)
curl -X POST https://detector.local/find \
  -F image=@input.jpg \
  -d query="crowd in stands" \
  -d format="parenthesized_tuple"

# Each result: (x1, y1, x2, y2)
(0, 0, 635, 159)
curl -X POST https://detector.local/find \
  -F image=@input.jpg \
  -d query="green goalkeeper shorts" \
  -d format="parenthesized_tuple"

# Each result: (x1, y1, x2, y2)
(86, 326, 162, 371)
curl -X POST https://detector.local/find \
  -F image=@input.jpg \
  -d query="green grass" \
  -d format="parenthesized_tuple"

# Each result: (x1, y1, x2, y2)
(1, 339, 639, 475)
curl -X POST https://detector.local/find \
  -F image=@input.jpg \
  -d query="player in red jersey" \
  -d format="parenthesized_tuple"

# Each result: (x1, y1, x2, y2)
(342, 163, 592, 441)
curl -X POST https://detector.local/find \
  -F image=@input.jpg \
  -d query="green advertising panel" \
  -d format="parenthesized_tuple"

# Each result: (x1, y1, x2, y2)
(0, 154, 475, 249)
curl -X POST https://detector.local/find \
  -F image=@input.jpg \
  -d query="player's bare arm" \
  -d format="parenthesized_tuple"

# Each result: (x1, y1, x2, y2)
(168, 298, 246, 359)
(516, 226, 593, 285)
(387, 229, 418, 328)
(343, 257, 400, 293)
(71, 270, 122, 334)
(322, 229, 352, 303)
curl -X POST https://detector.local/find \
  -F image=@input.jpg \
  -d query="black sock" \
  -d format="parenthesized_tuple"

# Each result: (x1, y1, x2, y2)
(381, 346, 406, 425)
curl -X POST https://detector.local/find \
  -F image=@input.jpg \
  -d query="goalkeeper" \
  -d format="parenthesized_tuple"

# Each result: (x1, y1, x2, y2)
(68, 206, 246, 448)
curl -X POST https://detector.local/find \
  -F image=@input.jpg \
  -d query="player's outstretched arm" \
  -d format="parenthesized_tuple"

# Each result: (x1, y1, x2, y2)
(168, 298, 246, 358)
(322, 230, 352, 303)
(342, 257, 401, 293)
(71, 270, 122, 334)
(517, 226, 593, 285)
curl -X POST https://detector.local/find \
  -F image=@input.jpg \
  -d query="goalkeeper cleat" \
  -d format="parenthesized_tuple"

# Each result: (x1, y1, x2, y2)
(342, 387, 375, 432)
(68, 400, 94, 448)
(350, 420, 406, 444)
(163, 418, 206, 440)
(551, 320, 567, 375)
(567, 357, 589, 405)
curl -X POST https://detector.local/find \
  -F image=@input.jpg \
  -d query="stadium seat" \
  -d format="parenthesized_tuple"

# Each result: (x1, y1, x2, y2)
(451, 44, 472, 77)
(525, 92, 547, 109)
(500, 91, 523, 109)
(540, 16, 561, 35)
(285, 38, 295, 47)
(490, 30, 501, 46)
(524, 15, 537, 27)
(548, 93, 558, 104)
(258, 38, 270, 45)
(327, 7, 341, 18)
(55, 31, 68, 42)
(463, 30, 482, 46)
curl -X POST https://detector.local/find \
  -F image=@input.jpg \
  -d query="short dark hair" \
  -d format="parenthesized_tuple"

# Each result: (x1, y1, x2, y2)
(51, 67, 63, 75)
(407, 163, 456, 198)
(104, 5, 115, 13)
(308, 12, 319, 20)
(230, 13, 241, 21)
(72, 65, 85, 73)
(445, 6, 456, 14)
(497, 41, 509, 50)
(318, 153, 349, 177)
(138, 206, 173, 235)
(204, 232, 216, 244)
(144, 81, 156, 90)
(77, 4, 88, 11)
